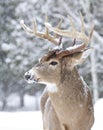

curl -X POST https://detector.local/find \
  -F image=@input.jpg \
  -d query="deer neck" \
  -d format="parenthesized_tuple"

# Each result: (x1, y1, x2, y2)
(47, 67, 84, 95)
(46, 67, 87, 120)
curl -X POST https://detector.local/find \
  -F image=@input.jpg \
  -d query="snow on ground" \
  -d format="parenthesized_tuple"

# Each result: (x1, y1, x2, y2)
(92, 98, 103, 130)
(0, 98, 103, 130)
(0, 111, 43, 130)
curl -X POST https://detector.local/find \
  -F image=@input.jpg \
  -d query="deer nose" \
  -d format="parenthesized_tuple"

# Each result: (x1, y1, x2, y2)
(24, 72, 31, 80)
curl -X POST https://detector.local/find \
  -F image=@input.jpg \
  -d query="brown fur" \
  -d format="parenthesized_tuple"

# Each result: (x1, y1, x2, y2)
(26, 49, 94, 130)
(39, 55, 94, 130)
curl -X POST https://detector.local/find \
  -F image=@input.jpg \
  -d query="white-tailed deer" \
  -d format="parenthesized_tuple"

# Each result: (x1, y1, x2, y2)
(20, 13, 94, 130)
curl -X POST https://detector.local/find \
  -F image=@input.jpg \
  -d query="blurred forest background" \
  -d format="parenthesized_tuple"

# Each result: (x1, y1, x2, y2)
(0, 0, 103, 111)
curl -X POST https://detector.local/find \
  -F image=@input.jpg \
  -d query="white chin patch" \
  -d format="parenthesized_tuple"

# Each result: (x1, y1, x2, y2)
(39, 81, 58, 93)
(46, 83, 58, 93)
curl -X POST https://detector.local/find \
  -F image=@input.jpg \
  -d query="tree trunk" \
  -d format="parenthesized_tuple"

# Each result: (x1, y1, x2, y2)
(20, 93, 24, 107)
(2, 99, 7, 111)
(90, 41, 99, 103)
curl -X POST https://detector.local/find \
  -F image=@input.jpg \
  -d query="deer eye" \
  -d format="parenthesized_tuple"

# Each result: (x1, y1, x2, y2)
(50, 61, 58, 66)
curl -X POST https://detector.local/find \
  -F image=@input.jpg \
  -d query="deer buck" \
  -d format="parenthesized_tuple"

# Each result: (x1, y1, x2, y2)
(20, 13, 94, 130)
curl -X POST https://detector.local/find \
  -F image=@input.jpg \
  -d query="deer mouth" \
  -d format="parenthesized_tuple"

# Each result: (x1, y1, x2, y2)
(34, 77, 40, 83)
(24, 72, 40, 84)
(27, 76, 40, 84)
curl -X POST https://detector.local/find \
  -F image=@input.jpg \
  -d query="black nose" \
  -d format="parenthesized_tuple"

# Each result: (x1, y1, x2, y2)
(24, 72, 31, 80)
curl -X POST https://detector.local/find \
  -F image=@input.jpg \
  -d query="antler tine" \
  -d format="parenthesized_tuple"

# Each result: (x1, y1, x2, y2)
(80, 12, 85, 33)
(54, 19, 63, 38)
(68, 15, 76, 32)
(33, 18, 37, 34)
(44, 14, 63, 44)
(45, 13, 49, 35)
(20, 20, 34, 34)
(89, 23, 94, 41)
(56, 19, 63, 28)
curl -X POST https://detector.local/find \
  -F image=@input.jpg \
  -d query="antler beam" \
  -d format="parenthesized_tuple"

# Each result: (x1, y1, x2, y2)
(20, 16, 62, 45)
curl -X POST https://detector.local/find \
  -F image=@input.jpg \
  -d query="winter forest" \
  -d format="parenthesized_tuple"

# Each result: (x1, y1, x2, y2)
(0, 0, 103, 129)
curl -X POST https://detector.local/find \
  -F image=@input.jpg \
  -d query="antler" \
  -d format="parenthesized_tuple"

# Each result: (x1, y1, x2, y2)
(45, 13, 94, 58)
(20, 15, 62, 45)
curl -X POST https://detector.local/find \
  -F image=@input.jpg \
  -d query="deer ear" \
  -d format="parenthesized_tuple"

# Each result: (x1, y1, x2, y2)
(71, 48, 92, 66)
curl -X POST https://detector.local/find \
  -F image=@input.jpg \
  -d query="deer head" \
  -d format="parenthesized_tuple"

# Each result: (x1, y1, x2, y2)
(20, 13, 94, 85)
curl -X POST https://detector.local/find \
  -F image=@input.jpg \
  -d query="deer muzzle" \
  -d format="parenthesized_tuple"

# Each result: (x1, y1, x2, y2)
(24, 69, 39, 84)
